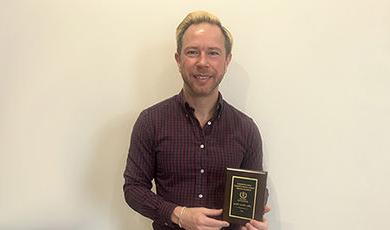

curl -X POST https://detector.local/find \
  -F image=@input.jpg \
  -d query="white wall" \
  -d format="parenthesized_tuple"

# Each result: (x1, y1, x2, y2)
(1, 0, 389, 229)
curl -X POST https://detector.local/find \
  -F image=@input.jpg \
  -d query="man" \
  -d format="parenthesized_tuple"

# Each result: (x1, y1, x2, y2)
(123, 11, 269, 230)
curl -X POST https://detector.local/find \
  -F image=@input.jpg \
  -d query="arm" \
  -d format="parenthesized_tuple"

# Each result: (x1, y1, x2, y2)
(123, 111, 177, 226)
(240, 120, 270, 230)
(171, 206, 230, 229)
(241, 120, 270, 205)
(240, 119, 263, 171)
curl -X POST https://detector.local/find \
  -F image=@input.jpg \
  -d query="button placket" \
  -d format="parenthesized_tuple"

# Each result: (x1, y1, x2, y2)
(197, 127, 206, 203)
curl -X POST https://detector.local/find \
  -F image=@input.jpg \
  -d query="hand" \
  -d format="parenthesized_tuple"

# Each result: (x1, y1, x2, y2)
(240, 205, 271, 230)
(172, 207, 230, 230)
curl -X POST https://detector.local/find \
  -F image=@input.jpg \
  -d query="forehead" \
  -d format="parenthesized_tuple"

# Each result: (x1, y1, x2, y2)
(182, 23, 225, 49)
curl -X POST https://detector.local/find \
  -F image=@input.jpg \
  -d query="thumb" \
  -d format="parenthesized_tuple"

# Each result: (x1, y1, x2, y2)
(264, 205, 271, 214)
(201, 208, 223, 217)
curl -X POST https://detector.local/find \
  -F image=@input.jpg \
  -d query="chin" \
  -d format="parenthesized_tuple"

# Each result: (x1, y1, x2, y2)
(194, 89, 218, 97)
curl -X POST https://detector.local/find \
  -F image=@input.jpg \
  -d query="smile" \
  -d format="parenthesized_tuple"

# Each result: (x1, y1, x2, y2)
(194, 74, 211, 80)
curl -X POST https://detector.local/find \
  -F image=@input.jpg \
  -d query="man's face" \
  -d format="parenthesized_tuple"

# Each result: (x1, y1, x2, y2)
(175, 23, 232, 98)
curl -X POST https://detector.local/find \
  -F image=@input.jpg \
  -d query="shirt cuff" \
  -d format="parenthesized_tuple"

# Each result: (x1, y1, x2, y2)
(156, 200, 178, 227)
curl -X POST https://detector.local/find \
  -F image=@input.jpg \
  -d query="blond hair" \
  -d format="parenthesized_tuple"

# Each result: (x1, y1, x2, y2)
(176, 11, 233, 56)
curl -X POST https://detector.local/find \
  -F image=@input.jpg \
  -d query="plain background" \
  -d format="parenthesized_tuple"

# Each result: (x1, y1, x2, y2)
(1, 0, 389, 229)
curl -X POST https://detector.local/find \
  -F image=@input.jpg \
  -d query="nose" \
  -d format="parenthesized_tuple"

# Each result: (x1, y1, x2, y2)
(196, 52, 209, 67)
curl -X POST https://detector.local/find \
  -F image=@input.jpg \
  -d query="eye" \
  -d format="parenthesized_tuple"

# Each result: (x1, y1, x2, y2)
(208, 50, 221, 56)
(186, 49, 199, 57)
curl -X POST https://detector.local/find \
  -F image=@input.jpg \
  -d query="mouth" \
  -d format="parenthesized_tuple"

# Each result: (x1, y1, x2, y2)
(193, 74, 211, 80)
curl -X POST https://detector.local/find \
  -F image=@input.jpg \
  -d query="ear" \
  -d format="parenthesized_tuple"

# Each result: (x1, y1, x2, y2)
(175, 52, 182, 72)
(225, 53, 232, 67)
(175, 52, 180, 65)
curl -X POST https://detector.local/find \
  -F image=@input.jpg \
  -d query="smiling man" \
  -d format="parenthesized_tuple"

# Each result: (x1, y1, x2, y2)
(124, 11, 269, 230)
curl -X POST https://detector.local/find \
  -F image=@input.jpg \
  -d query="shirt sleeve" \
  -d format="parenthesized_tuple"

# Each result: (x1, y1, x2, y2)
(240, 119, 270, 204)
(123, 110, 178, 227)
(240, 119, 263, 171)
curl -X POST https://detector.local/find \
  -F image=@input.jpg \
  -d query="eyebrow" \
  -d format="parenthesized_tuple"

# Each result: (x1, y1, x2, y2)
(184, 46, 223, 51)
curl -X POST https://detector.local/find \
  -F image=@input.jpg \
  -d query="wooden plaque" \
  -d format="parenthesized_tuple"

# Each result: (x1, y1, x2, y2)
(223, 168, 268, 225)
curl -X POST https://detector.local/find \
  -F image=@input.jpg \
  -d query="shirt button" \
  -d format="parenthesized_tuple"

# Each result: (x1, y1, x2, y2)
(207, 121, 212, 125)
(198, 194, 203, 198)
(200, 169, 204, 174)
(164, 223, 168, 226)
(200, 144, 204, 149)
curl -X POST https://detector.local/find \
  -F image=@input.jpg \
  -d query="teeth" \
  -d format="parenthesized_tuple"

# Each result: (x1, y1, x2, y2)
(195, 75, 209, 79)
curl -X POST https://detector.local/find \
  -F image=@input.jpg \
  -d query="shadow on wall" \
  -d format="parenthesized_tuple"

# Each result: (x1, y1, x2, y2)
(220, 61, 250, 112)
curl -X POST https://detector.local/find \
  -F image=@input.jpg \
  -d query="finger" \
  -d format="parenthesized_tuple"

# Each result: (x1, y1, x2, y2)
(248, 218, 268, 230)
(201, 208, 223, 216)
(201, 216, 230, 228)
(202, 226, 229, 230)
(241, 226, 248, 230)
(245, 222, 257, 230)
(264, 205, 271, 214)
(197, 208, 230, 228)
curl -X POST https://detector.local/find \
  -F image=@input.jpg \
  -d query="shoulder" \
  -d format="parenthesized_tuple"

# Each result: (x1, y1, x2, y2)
(140, 95, 179, 117)
(136, 94, 182, 128)
(133, 95, 179, 136)
(222, 100, 258, 129)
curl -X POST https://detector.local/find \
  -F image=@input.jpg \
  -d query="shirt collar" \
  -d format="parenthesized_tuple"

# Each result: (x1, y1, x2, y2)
(177, 90, 224, 118)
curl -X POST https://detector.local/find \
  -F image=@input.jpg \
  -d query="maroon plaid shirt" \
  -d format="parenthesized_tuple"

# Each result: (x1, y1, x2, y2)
(123, 91, 264, 229)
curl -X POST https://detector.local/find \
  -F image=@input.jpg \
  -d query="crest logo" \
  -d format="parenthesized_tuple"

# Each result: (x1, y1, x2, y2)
(239, 191, 248, 200)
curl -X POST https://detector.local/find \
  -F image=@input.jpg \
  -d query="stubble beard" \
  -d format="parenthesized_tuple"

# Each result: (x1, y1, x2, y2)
(182, 73, 223, 98)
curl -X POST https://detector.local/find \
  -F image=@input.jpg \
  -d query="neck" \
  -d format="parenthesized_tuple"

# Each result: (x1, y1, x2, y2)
(183, 89, 219, 127)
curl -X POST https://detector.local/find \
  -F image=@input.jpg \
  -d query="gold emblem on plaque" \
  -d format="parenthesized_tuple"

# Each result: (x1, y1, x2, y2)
(239, 191, 248, 200)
